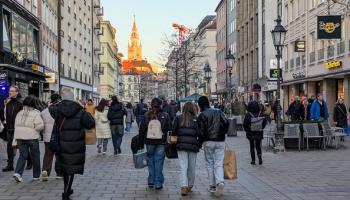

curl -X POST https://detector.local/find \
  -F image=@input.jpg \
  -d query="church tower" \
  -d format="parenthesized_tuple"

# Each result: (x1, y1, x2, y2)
(128, 16, 142, 61)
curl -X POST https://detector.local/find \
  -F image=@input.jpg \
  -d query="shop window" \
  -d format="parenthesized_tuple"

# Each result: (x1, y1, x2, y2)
(3, 10, 11, 50)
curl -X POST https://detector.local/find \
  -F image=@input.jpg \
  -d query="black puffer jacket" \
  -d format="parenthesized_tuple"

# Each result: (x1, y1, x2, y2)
(50, 100, 95, 175)
(198, 106, 229, 144)
(333, 102, 347, 127)
(107, 101, 126, 125)
(172, 115, 200, 152)
(5, 95, 23, 130)
(139, 109, 172, 145)
(243, 101, 267, 140)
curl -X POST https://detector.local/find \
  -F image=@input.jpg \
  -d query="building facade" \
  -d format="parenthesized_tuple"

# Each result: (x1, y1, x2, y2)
(92, 0, 103, 102)
(227, 0, 237, 92)
(99, 19, 117, 99)
(0, 0, 46, 104)
(121, 72, 139, 103)
(282, 0, 350, 121)
(41, 0, 58, 100)
(236, 0, 259, 101)
(59, 0, 96, 100)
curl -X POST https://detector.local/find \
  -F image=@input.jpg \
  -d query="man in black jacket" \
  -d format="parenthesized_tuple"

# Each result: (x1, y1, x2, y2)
(197, 96, 229, 197)
(135, 99, 148, 127)
(108, 96, 127, 155)
(2, 86, 23, 172)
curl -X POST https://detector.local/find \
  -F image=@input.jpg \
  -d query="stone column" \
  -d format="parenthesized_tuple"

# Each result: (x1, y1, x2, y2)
(323, 79, 336, 122)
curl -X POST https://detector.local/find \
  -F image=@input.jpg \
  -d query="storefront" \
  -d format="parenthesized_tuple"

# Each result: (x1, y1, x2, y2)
(0, 2, 46, 107)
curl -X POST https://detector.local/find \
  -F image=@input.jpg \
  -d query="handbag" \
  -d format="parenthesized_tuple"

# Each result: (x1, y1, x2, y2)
(165, 143, 178, 159)
(133, 149, 147, 169)
(49, 118, 65, 152)
(85, 128, 97, 145)
(223, 146, 238, 180)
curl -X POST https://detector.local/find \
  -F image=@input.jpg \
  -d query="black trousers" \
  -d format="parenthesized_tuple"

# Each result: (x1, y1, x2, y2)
(63, 173, 74, 194)
(249, 139, 262, 161)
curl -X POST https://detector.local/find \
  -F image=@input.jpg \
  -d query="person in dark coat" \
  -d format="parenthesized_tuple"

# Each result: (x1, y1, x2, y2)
(172, 102, 200, 196)
(243, 101, 267, 165)
(162, 99, 175, 122)
(135, 99, 148, 127)
(333, 98, 347, 128)
(50, 88, 95, 200)
(107, 96, 127, 155)
(285, 96, 304, 121)
(139, 98, 172, 190)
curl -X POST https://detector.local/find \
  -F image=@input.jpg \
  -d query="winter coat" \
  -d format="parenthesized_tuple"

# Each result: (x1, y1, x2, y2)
(85, 103, 95, 117)
(125, 108, 134, 123)
(310, 100, 329, 121)
(286, 101, 304, 121)
(172, 115, 200, 152)
(107, 101, 127, 125)
(95, 109, 111, 139)
(14, 106, 44, 140)
(50, 100, 95, 175)
(139, 109, 172, 145)
(4, 95, 23, 130)
(333, 103, 347, 127)
(41, 107, 55, 142)
(197, 106, 229, 145)
(243, 101, 268, 140)
(135, 102, 148, 117)
(163, 102, 175, 122)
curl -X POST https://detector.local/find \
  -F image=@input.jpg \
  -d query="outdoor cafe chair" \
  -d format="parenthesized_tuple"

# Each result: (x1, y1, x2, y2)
(321, 122, 346, 149)
(284, 123, 301, 151)
(302, 123, 325, 151)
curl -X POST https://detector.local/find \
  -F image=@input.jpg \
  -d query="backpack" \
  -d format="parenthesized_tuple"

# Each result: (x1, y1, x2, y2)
(147, 118, 163, 139)
(249, 112, 264, 132)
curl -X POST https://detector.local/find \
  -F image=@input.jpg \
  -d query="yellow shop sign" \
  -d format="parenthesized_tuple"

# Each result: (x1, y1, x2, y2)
(325, 60, 342, 69)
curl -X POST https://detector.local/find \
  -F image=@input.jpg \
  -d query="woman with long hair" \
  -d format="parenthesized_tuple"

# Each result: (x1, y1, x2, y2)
(95, 99, 111, 154)
(139, 98, 172, 190)
(172, 102, 200, 196)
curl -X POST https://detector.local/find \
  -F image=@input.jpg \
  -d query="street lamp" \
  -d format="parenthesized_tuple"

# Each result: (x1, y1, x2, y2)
(271, 14, 287, 151)
(226, 49, 235, 115)
(204, 62, 212, 98)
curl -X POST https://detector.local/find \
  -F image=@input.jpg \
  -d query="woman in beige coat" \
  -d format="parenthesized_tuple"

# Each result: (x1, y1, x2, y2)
(95, 99, 111, 154)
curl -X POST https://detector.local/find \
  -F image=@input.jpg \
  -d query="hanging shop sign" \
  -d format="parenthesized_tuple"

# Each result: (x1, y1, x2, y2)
(0, 70, 8, 85)
(317, 15, 342, 39)
(292, 70, 306, 79)
(270, 69, 282, 79)
(31, 64, 44, 73)
(325, 60, 342, 69)
(45, 72, 56, 83)
(294, 41, 306, 52)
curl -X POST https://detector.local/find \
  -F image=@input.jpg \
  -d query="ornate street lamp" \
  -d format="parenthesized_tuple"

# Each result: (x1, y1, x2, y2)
(226, 50, 235, 115)
(271, 14, 287, 151)
(204, 63, 212, 97)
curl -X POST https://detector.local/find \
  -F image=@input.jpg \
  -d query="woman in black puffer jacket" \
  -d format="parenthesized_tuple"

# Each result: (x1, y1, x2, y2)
(172, 102, 200, 196)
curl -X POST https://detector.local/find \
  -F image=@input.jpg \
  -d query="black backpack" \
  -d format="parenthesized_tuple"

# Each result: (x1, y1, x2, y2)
(131, 135, 143, 154)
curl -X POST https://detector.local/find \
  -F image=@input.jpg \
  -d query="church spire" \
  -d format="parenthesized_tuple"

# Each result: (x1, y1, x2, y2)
(132, 15, 137, 32)
(128, 15, 142, 61)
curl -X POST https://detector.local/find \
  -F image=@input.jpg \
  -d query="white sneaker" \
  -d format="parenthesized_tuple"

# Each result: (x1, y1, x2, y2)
(13, 173, 23, 182)
(214, 182, 224, 197)
(33, 177, 40, 181)
(41, 171, 48, 181)
(56, 175, 63, 179)
(102, 151, 106, 155)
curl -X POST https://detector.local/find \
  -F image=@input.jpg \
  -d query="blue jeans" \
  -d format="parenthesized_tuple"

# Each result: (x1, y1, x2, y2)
(203, 141, 225, 187)
(6, 130, 14, 166)
(97, 138, 108, 152)
(110, 125, 124, 153)
(15, 139, 41, 178)
(125, 122, 132, 132)
(178, 151, 197, 188)
(146, 144, 165, 188)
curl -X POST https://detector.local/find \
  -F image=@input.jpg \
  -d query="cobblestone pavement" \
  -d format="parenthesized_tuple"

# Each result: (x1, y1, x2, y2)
(1, 123, 350, 200)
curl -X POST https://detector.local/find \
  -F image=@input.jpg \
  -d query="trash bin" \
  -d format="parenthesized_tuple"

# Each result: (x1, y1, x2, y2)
(227, 118, 237, 137)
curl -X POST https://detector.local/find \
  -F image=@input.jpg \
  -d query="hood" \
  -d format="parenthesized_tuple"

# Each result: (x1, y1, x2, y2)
(110, 102, 123, 112)
(247, 101, 260, 113)
(57, 100, 83, 118)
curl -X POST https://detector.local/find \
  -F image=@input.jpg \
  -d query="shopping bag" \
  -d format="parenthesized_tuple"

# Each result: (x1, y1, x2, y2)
(223, 147, 237, 180)
(133, 149, 147, 169)
(85, 128, 97, 145)
(165, 143, 178, 159)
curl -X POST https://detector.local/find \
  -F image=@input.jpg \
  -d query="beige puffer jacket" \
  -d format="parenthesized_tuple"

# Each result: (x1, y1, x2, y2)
(14, 106, 44, 140)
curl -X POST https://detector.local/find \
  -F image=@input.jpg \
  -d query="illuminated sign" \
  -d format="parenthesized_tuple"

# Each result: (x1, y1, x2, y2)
(45, 73, 56, 83)
(294, 41, 306, 52)
(317, 15, 342, 39)
(31, 64, 44, 73)
(325, 60, 342, 69)
(270, 69, 282, 79)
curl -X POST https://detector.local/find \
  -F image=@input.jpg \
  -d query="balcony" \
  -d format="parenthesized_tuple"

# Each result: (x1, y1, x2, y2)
(318, 48, 324, 60)
(337, 41, 345, 55)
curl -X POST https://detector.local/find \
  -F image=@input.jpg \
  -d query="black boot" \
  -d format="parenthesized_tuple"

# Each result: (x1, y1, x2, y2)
(258, 155, 263, 165)
(2, 165, 14, 172)
(62, 193, 71, 200)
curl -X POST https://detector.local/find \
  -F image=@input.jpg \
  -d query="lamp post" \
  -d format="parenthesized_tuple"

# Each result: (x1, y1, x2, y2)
(204, 62, 212, 99)
(226, 49, 235, 116)
(271, 13, 287, 151)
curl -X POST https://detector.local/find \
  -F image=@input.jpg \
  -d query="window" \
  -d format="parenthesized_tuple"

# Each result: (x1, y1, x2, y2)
(3, 10, 11, 50)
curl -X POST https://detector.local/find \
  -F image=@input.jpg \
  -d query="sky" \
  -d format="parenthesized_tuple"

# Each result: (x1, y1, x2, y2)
(101, 0, 219, 67)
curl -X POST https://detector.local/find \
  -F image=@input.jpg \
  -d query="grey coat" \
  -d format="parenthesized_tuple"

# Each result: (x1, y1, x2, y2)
(125, 108, 134, 123)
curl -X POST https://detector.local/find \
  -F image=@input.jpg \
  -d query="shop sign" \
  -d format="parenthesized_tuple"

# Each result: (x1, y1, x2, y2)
(317, 15, 341, 39)
(325, 60, 342, 69)
(31, 64, 44, 73)
(0, 70, 7, 85)
(294, 41, 306, 52)
(292, 71, 306, 79)
(45, 72, 56, 83)
(270, 69, 282, 79)
(263, 81, 277, 91)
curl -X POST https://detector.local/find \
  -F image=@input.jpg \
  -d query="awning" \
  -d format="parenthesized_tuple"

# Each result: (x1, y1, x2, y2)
(0, 64, 46, 81)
